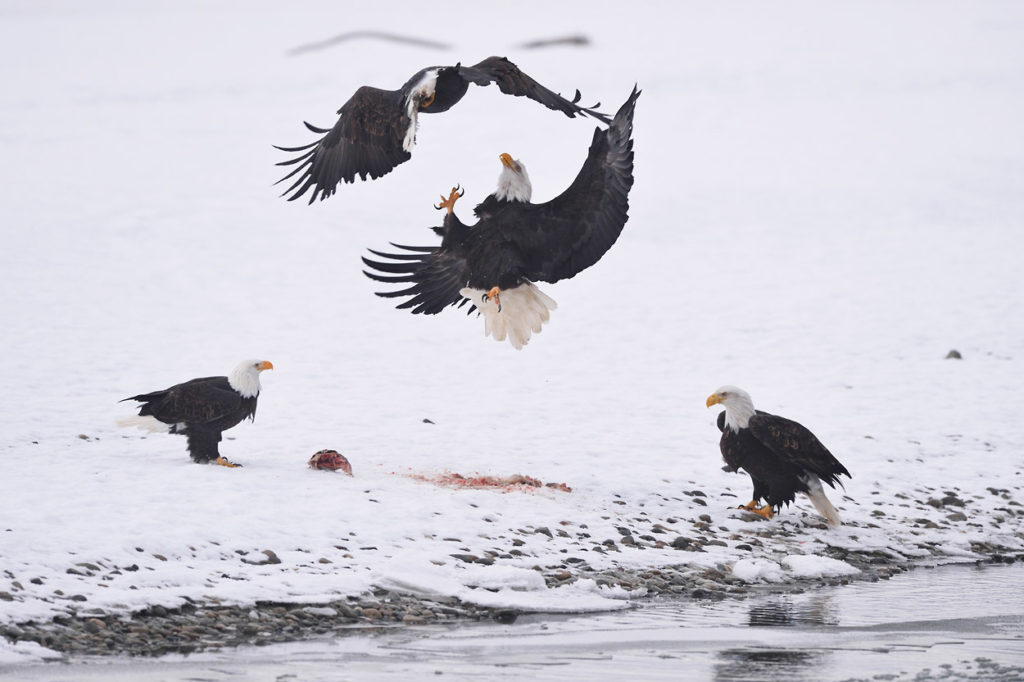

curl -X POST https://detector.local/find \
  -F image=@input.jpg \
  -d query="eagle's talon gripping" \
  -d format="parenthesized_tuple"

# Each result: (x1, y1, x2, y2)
(434, 185, 464, 214)
(483, 286, 502, 313)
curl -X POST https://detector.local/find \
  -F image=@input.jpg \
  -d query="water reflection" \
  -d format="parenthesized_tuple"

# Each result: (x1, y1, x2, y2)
(746, 594, 838, 627)
(715, 648, 824, 682)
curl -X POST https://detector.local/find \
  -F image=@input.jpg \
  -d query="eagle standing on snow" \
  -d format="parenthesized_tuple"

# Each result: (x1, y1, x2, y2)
(275, 56, 610, 202)
(118, 360, 273, 467)
(361, 87, 638, 349)
(706, 386, 852, 526)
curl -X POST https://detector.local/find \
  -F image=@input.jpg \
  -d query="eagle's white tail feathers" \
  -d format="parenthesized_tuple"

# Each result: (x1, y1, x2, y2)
(116, 415, 169, 433)
(461, 283, 558, 350)
(802, 474, 842, 527)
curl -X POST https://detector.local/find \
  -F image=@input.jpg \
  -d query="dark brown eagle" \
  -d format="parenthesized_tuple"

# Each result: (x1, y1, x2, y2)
(118, 359, 273, 467)
(706, 385, 852, 526)
(275, 56, 610, 203)
(362, 87, 638, 349)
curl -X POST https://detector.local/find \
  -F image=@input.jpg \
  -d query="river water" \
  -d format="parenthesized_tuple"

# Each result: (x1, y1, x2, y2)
(7, 562, 1024, 681)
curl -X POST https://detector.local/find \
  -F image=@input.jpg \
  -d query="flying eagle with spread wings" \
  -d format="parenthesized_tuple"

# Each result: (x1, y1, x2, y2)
(362, 87, 638, 349)
(275, 56, 610, 203)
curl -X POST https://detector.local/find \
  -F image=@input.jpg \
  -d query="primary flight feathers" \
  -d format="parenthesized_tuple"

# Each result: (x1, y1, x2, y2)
(363, 87, 638, 349)
(275, 56, 610, 203)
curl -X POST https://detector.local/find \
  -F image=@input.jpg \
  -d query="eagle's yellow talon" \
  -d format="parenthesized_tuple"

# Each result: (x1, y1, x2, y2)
(214, 456, 243, 468)
(434, 186, 463, 214)
(483, 286, 502, 312)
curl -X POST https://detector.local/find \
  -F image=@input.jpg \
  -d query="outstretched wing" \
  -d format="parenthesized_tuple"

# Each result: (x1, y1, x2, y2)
(275, 85, 411, 203)
(362, 216, 475, 315)
(747, 413, 852, 488)
(457, 56, 611, 124)
(496, 87, 638, 285)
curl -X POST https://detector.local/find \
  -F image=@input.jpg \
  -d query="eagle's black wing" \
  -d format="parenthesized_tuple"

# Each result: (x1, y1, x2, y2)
(362, 213, 476, 315)
(497, 86, 637, 285)
(126, 377, 243, 425)
(275, 85, 411, 203)
(457, 57, 611, 124)
(746, 412, 852, 488)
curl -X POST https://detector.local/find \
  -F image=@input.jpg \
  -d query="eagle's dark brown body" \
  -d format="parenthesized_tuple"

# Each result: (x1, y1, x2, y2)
(123, 376, 259, 464)
(717, 410, 851, 511)
(362, 87, 638, 316)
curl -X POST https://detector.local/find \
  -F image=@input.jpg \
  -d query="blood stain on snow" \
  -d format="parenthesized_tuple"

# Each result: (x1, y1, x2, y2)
(404, 471, 573, 494)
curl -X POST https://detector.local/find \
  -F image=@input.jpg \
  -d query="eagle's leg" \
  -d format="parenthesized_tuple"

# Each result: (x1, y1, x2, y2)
(749, 505, 774, 521)
(483, 286, 502, 313)
(213, 456, 243, 468)
(433, 185, 464, 214)
(737, 500, 762, 511)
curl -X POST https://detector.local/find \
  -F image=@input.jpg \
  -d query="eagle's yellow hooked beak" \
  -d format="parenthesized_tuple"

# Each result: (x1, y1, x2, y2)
(499, 153, 517, 170)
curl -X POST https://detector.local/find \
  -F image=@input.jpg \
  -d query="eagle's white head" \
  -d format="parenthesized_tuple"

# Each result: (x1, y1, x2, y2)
(494, 152, 532, 202)
(706, 385, 756, 431)
(229, 359, 274, 398)
(403, 69, 439, 153)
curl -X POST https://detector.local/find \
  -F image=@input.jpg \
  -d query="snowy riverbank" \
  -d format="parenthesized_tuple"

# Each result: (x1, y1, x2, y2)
(2, 456, 1021, 660)
(2, 0, 1023, 664)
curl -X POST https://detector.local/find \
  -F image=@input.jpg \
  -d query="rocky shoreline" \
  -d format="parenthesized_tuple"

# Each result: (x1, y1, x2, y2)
(4, 545, 1020, 659)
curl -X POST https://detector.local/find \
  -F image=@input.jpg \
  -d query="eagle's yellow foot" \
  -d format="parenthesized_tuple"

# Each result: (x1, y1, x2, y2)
(420, 91, 435, 109)
(737, 500, 761, 511)
(483, 286, 502, 312)
(749, 505, 774, 521)
(214, 456, 243, 468)
(434, 185, 464, 214)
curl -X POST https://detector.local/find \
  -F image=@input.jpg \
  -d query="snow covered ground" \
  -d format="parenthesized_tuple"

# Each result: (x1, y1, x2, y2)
(2, 0, 1023, 663)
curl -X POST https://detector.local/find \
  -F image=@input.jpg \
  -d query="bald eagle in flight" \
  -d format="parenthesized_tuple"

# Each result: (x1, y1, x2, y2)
(275, 56, 610, 203)
(118, 360, 273, 467)
(706, 386, 851, 526)
(362, 87, 638, 349)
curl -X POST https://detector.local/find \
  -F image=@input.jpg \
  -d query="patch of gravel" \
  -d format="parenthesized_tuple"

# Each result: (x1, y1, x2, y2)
(0, 590, 497, 657)
(4, 483, 1022, 659)
(3, 551, 1020, 658)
